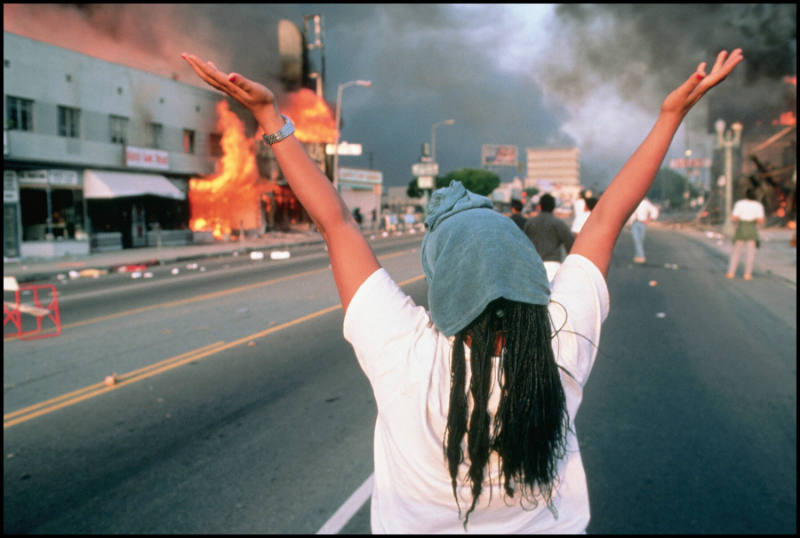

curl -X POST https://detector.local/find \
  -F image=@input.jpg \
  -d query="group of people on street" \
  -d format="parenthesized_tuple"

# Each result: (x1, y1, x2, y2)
(513, 182, 765, 282)
(181, 46, 743, 533)
(510, 189, 599, 283)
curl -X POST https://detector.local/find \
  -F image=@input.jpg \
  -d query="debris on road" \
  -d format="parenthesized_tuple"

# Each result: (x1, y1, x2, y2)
(104, 373, 118, 386)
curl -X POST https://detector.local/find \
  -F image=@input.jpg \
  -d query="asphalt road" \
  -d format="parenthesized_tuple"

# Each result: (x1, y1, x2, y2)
(3, 229, 796, 534)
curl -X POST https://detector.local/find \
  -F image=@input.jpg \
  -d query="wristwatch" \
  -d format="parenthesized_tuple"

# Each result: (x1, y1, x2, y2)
(262, 114, 295, 145)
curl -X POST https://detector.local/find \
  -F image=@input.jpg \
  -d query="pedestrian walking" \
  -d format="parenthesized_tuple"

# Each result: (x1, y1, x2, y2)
(571, 195, 598, 235)
(352, 207, 363, 227)
(523, 193, 575, 282)
(509, 199, 526, 230)
(182, 46, 742, 534)
(629, 197, 659, 263)
(571, 189, 594, 234)
(726, 188, 765, 280)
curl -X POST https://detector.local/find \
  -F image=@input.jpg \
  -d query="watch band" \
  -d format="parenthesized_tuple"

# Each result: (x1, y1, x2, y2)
(262, 114, 295, 145)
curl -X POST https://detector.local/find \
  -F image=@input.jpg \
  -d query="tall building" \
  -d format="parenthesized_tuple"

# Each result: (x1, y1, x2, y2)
(3, 31, 252, 259)
(524, 147, 581, 202)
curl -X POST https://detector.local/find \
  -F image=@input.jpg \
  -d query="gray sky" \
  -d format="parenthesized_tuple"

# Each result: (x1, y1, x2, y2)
(4, 4, 796, 190)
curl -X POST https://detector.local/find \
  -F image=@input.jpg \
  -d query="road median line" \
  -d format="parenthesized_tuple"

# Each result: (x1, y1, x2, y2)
(4, 272, 425, 429)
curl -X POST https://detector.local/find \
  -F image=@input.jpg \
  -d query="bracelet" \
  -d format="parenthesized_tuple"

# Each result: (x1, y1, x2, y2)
(262, 114, 295, 145)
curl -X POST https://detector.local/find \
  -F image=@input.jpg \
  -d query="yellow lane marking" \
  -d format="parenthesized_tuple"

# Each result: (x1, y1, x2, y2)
(3, 272, 426, 429)
(3, 341, 226, 422)
(3, 247, 417, 342)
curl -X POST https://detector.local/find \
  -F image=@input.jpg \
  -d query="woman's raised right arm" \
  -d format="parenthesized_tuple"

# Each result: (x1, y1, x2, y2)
(571, 49, 743, 277)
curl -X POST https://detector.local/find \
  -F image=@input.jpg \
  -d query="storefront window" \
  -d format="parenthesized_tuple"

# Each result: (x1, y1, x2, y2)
(18, 170, 85, 241)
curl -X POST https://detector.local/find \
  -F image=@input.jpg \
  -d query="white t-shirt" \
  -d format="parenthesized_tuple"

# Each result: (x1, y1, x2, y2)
(571, 210, 591, 234)
(630, 198, 659, 223)
(571, 198, 587, 233)
(732, 199, 765, 221)
(343, 254, 609, 534)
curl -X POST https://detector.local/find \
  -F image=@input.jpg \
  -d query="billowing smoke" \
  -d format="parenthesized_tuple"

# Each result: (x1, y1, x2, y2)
(3, 4, 293, 96)
(531, 4, 796, 187)
(4, 4, 795, 190)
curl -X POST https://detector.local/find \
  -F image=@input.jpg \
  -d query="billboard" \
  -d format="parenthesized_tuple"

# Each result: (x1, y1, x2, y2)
(482, 144, 518, 166)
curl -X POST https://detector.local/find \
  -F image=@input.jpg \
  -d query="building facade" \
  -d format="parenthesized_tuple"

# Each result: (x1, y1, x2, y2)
(524, 147, 581, 203)
(3, 32, 252, 259)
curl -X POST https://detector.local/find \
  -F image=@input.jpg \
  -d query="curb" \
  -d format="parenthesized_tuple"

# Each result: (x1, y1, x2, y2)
(7, 237, 327, 285)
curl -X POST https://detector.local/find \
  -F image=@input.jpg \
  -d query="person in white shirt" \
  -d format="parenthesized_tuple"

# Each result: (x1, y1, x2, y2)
(628, 197, 660, 263)
(571, 189, 594, 234)
(571, 195, 598, 236)
(181, 47, 743, 533)
(726, 188, 766, 280)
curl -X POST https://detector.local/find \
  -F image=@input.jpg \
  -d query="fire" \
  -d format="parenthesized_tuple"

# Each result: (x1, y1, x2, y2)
(772, 111, 796, 126)
(279, 88, 338, 143)
(189, 100, 261, 239)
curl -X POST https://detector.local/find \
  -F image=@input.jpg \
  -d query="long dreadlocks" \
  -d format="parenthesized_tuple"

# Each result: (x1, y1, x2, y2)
(443, 297, 569, 529)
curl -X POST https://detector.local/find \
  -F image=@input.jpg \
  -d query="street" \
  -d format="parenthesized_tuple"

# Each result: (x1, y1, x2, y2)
(3, 229, 796, 534)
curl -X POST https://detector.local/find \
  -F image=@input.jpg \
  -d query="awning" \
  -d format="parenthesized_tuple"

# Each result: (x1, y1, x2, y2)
(84, 170, 185, 200)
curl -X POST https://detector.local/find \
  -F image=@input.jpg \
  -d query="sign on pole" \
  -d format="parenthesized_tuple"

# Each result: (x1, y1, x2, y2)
(412, 162, 439, 177)
(325, 142, 363, 156)
(481, 144, 518, 166)
(418, 176, 434, 189)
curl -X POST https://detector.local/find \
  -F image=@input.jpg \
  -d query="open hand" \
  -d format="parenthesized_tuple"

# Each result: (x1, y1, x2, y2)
(181, 53, 275, 116)
(661, 48, 744, 117)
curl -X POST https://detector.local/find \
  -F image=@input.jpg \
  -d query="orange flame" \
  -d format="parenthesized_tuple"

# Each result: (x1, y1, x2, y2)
(188, 100, 261, 239)
(772, 111, 797, 126)
(279, 88, 338, 143)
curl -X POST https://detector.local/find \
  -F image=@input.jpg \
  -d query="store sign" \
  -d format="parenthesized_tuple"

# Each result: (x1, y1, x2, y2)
(338, 167, 382, 185)
(18, 169, 79, 187)
(19, 170, 49, 185)
(669, 157, 711, 169)
(4, 170, 19, 203)
(126, 146, 169, 170)
(48, 170, 79, 187)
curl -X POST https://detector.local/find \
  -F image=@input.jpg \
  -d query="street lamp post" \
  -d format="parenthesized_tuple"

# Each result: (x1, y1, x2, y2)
(431, 118, 455, 164)
(714, 119, 743, 237)
(333, 79, 372, 192)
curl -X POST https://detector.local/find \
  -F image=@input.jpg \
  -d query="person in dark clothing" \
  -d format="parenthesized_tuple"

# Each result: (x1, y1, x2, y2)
(523, 193, 574, 282)
(509, 199, 526, 230)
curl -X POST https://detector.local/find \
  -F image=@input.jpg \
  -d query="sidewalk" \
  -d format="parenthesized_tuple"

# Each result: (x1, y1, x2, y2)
(3, 228, 327, 284)
(656, 221, 797, 286)
(4, 223, 796, 287)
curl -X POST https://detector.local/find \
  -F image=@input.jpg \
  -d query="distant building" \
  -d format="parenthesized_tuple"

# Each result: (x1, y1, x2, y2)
(337, 167, 383, 228)
(4, 31, 245, 259)
(525, 147, 581, 203)
(490, 176, 524, 205)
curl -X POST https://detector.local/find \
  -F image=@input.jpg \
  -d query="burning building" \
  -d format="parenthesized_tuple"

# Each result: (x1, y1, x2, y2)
(187, 17, 339, 240)
(3, 31, 227, 258)
(705, 75, 797, 226)
(187, 88, 338, 239)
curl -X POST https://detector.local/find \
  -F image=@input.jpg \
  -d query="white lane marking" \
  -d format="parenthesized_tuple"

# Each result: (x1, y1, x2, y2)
(316, 473, 374, 534)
